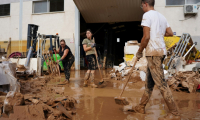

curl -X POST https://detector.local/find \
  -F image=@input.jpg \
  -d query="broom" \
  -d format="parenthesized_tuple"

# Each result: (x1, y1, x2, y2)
(114, 57, 138, 105)
(93, 37, 104, 84)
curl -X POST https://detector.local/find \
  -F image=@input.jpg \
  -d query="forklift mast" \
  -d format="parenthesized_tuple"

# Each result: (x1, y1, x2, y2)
(45, 35, 60, 52)
(27, 24, 39, 57)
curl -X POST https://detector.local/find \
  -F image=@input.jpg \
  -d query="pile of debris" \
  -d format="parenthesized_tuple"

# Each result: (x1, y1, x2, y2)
(109, 56, 147, 82)
(0, 91, 77, 120)
(168, 71, 200, 93)
(0, 67, 77, 120)
(19, 76, 50, 94)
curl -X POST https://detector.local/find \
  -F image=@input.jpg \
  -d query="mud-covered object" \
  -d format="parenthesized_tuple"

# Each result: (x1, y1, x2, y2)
(86, 54, 96, 70)
(3, 91, 25, 114)
(168, 71, 200, 93)
(62, 55, 75, 80)
(0, 63, 20, 92)
(20, 76, 50, 94)
(138, 56, 179, 116)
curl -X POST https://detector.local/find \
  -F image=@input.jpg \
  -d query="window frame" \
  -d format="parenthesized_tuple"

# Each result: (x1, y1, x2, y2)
(0, 3, 11, 17)
(165, 0, 200, 7)
(32, 0, 64, 14)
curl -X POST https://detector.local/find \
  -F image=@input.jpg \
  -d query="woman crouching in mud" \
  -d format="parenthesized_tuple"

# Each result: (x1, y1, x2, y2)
(54, 39, 75, 84)
(82, 29, 104, 88)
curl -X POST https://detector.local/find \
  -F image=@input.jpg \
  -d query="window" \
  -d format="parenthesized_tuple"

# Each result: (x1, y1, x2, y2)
(50, 0, 64, 12)
(33, 0, 64, 13)
(0, 4, 10, 16)
(166, 0, 185, 6)
(34, 1, 48, 13)
(166, 0, 200, 6)
(187, 0, 200, 4)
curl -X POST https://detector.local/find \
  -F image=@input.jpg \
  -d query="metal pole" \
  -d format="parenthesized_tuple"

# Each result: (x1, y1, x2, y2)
(183, 43, 197, 58)
(181, 36, 190, 56)
(19, 0, 23, 52)
(37, 34, 40, 75)
(75, 6, 80, 70)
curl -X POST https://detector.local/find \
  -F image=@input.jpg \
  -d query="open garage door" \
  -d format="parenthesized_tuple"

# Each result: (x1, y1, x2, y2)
(75, 0, 144, 69)
(73, 0, 143, 23)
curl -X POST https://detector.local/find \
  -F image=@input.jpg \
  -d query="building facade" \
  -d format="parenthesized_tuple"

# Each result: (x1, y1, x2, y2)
(155, 0, 200, 48)
(0, 0, 200, 70)
(0, 0, 80, 69)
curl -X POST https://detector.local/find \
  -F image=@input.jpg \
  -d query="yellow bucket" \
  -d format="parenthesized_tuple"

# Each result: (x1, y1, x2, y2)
(125, 54, 134, 62)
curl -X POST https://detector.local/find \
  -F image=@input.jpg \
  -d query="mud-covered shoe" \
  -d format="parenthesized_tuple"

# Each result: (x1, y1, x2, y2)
(83, 80, 88, 87)
(89, 73, 97, 88)
(158, 113, 181, 120)
(90, 82, 98, 88)
(58, 80, 69, 85)
(98, 81, 104, 85)
(133, 105, 145, 114)
(84, 73, 90, 80)
(83, 73, 90, 87)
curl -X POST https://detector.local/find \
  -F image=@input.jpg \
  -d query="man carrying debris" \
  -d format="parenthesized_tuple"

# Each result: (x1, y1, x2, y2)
(133, 0, 181, 120)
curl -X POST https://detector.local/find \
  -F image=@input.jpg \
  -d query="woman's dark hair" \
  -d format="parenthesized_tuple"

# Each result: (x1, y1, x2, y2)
(60, 39, 66, 43)
(86, 29, 93, 34)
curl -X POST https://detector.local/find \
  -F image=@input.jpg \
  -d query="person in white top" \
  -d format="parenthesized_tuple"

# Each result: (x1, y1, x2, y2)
(133, 0, 181, 120)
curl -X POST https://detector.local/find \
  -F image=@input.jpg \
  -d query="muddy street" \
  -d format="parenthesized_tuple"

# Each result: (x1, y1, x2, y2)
(53, 70, 200, 120)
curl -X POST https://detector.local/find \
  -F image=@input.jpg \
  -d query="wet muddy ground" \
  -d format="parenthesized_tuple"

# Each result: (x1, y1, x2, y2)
(51, 70, 200, 120)
(35, 70, 200, 120)
(2, 70, 200, 120)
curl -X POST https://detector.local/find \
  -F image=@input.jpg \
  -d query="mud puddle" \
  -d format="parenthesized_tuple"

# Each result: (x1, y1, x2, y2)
(65, 70, 200, 120)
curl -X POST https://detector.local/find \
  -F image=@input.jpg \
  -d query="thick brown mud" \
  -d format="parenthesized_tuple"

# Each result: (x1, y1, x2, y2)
(53, 70, 200, 120)
(1, 70, 200, 120)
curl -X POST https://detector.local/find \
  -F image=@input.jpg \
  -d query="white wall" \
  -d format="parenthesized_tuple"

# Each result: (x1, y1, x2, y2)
(0, 0, 76, 53)
(155, 0, 200, 50)
(0, 0, 42, 5)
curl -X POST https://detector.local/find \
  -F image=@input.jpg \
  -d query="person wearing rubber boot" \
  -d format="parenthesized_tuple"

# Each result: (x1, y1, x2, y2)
(82, 29, 99, 88)
(133, 0, 181, 120)
(54, 39, 75, 84)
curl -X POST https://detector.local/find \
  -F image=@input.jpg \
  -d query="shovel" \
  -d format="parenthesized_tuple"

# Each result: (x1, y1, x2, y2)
(54, 49, 61, 76)
(114, 58, 138, 105)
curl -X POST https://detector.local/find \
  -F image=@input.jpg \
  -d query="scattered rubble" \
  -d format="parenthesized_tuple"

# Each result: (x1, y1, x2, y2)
(108, 56, 147, 82)
(19, 76, 50, 94)
(168, 71, 200, 93)
(0, 74, 77, 120)
(3, 91, 25, 115)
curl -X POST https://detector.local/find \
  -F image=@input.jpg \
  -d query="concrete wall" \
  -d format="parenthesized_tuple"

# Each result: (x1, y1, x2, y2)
(0, 0, 42, 5)
(0, 0, 76, 54)
(155, 0, 200, 50)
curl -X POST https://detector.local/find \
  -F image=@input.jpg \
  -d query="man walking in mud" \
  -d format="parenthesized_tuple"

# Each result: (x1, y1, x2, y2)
(133, 0, 181, 120)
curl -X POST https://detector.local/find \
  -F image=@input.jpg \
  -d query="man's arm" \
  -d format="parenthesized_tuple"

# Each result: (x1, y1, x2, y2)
(138, 26, 150, 53)
(165, 27, 173, 37)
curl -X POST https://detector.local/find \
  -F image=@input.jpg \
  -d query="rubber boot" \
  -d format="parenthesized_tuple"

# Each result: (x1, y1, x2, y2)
(58, 79, 69, 85)
(158, 90, 180, 120)
(133, 93, 151, 114)
(158, 113, 181, 120)
(90, 73, 98, 88)
(83, 73, 90, 87)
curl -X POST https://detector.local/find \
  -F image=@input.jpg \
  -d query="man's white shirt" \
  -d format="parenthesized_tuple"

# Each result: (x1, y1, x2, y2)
(141, 10, 170, 56)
